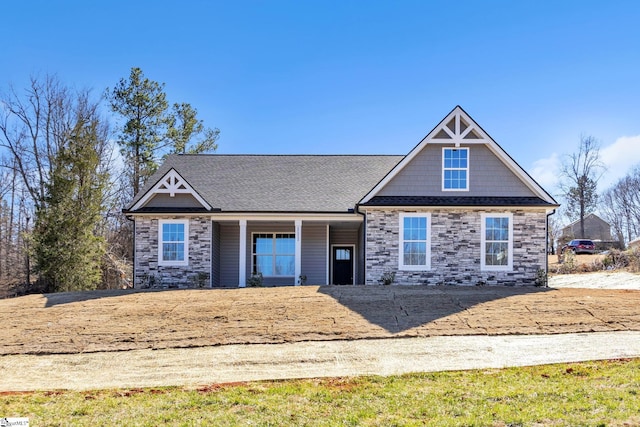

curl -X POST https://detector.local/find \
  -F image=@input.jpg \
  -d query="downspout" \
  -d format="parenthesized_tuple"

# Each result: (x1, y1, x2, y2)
(355, 204, 366, 285)
(546, 209, 556, 287)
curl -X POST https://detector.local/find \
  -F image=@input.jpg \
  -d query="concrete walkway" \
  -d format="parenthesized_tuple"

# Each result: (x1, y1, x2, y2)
(2, 331, 640, 391)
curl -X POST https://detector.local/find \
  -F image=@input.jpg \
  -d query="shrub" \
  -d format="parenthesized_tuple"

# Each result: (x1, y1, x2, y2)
(189, 272, 210, 288)
(603, 249, 629, 270)
(247, 272, 263, 287)
(534, 269, 547, 287)
(555, 251, 577, 274)
(379, 271, 395, 285)
(629, 247, 640, 272)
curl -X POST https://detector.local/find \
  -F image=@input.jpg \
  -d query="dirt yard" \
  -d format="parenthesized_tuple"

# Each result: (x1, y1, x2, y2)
(548, 253, 605, 271)
(1, 281, 640, 356)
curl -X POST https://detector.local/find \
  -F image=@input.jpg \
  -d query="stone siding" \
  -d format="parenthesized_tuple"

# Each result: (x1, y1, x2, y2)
(365, 209, 547, 286)
(134, 216, 212, 289)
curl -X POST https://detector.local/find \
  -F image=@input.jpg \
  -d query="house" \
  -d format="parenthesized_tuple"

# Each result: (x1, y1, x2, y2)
(124, 106, 559, 288)
(559, 213, 622, 250)
(560, 213, 612, 242)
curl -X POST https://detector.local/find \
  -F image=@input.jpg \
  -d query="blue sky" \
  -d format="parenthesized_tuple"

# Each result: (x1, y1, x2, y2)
(2, 0, 640, 200)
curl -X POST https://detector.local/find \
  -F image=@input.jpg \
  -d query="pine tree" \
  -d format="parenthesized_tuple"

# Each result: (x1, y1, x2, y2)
(108, 67, 169, 197)
(33, 106, 109, 292)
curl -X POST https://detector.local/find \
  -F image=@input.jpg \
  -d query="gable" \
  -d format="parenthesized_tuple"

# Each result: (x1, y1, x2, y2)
(360, 106, 557, 206)
(376, 144, 535, 197)
(130, 168, 212, 212)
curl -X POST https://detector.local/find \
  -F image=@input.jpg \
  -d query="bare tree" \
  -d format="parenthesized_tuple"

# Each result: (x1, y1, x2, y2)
(547, 213, 564, 255)
(601, 166, 640, 246)
(0, 75, 118, 292)
(560, 135, 606, 238)
(0, 76, 71, 210)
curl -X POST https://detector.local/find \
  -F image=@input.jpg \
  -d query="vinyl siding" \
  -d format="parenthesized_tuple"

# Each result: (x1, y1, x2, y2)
(219, 223, 239, 286)
(211, 222, 221, 286)
(301, 223, 328, 285)
(377, 144, 535, 197)
(145, 193, 205, 208)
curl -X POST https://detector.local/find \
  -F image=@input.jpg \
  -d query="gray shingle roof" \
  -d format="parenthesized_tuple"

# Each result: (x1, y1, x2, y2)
(128, 154, 404, 213)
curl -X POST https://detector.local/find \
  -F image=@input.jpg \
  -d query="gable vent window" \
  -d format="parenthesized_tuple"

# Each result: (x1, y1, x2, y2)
(442, 147, 469, 191)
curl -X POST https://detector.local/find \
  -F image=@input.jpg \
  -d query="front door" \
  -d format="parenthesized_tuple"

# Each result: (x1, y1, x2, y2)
(332, 246, 354, 285)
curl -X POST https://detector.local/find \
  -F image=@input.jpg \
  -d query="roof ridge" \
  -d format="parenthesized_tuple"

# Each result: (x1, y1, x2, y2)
(167, 153, 404, 157)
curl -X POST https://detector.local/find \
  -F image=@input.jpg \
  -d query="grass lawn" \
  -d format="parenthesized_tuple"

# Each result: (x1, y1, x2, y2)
(1, 359, 639, 426)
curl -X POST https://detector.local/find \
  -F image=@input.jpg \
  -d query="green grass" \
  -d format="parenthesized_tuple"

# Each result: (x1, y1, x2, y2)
(2, 359, 639, 426)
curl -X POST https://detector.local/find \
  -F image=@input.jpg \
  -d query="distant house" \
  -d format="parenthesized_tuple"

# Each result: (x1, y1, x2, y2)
(560, 213, 612, 242)
(124, 106, 559, 288)
(629, 237, 640, 250)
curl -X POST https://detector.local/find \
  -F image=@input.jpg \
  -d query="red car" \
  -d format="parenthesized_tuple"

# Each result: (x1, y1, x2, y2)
(562, 239, 596, 255)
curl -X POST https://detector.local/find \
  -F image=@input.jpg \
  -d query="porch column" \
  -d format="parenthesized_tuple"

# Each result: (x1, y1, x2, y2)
(239, 219, 247, 287)
(295, 219, 302, 285)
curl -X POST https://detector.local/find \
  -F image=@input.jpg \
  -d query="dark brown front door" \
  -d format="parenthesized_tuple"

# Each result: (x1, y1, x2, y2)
(332, 246, 353, 285)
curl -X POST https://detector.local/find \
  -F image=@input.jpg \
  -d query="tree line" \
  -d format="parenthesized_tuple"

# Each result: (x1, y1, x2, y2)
(0, 68, 219, 295)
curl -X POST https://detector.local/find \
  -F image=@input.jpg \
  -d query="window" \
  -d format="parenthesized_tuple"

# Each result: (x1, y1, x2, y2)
(481, 214, 513, 271)
(399, 213, 431, 270)
(335, 248, 351, 260)
(158, 219, 189, 265)
(253, 233, 295, 276)
(443, 147, 469, 191)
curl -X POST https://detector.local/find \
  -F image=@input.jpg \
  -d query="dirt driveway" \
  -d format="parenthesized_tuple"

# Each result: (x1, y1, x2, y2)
(1, 277, 640, 356)
(2, 274, 640, 391)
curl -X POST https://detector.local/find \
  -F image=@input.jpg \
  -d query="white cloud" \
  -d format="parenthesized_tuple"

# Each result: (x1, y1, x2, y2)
(529, 152, 562, 194)
(599, 135, 640, 189)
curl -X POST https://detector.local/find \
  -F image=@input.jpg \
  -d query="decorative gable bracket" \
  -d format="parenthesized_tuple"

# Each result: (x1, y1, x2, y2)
(432, 109, 487, 146)
(130, 168, 212, 211)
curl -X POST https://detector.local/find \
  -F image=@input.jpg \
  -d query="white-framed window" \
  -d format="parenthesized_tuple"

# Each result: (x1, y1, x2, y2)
(442, 147, 469, 191)
(481, 213, 513, 271)
(399, 212, 431, 270)
(158, 219, 189, 266)
(252, 233, 295, 276)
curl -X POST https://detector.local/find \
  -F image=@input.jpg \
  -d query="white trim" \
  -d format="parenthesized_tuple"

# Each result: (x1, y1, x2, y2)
(441, 147, 470, 192)
(481, 213, 514, 271)
(132, 168, 212, 211)
(398, 212, 432, 271)
(325, 225, 330, 285)
(239, 220, 247, 287)
(330, 244, 356, 285)
(359, 106, 557, 205)
(157, 219, 189, 266)
(207, 213, 363, 222)
(294, 220, 302, 286)
(127, 212, 367, 221)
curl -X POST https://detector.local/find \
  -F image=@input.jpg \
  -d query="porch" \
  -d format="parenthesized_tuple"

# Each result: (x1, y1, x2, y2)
(212, 216, 364, 287)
